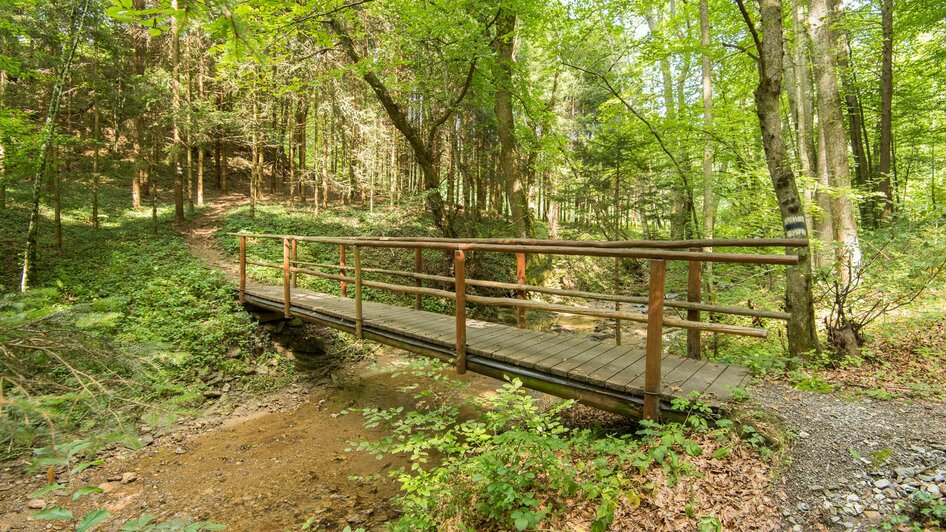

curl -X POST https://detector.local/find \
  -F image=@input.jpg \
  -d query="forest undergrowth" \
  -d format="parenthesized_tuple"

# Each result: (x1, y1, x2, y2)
(0, 183, 289, 465)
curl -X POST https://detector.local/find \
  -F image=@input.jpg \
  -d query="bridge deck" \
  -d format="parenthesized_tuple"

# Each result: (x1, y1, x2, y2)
(243, 283, 750, 415)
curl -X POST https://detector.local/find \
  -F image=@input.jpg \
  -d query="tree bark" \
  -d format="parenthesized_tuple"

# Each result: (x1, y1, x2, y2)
(877, 0, 894, 218)
(171, 0, 184, 223)
(20, 0, 90, 291)
(809, 0, 861, 273)
(737, 0, 820, 356)
(493, 9, 532, 238)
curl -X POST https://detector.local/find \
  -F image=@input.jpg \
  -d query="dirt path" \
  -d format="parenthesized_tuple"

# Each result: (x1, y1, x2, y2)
(752, 383, 946, 530)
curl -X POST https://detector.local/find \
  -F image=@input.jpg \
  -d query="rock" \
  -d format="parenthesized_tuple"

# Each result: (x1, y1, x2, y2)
(26, 499, 46, 510)
(174, 447, 186, 455)
(288, 317, 304, 327)
(924, 484, 942, 497)
(796, 502, 810, 511)
(895, 466, 917, 479)
(121, 472, 138, 484)
(202, 390, 222, 399)
(98, 482, 119, 494)
(140, 434, 154, 446)
(798, 431, 810, 439)
(874, 479, 891, 489)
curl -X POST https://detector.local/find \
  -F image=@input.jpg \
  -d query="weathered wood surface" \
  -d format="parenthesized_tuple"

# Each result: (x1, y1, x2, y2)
(244, 283, 750, 405)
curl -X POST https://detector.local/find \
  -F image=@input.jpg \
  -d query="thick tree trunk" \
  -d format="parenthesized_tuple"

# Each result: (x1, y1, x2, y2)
(809, 0, 861, 274)
(493, 9, 532, 238)
(739, 0, 820, 357)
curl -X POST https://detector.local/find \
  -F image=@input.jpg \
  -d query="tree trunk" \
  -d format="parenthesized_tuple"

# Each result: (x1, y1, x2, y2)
(738, 0, 820, 357)
(809, 0, 861, 274)
(493, 9, 532, 238)
(171, 0, 184, 223)
(877, 0, 894, 219)
(20, 0, 89, 291)
(700, 0, 715, 291)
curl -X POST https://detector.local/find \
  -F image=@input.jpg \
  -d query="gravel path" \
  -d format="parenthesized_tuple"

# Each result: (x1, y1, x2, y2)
(752, 383, 946, 530)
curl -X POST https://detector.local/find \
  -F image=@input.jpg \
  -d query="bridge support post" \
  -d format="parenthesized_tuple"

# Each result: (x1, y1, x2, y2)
(339, 244, 348, 298)
(291, 239, 298, 288)
(644, 259, 666, 421)
(239, 235, 246, 304)
(354, 245, 363, 339)
(687, 248, 701, 358)
(414, 248, 423, 310)
(516, 252, 527, 328)
(454, 250, 467, 374)
(283, 238, 291, 318)
(614, 256, 622, 346)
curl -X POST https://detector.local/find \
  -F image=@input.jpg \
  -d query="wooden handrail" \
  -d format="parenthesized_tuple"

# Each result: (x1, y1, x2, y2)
(226, 233, 802, 265)
(287, 262, 790, 321)
(235, 233, 807, 249)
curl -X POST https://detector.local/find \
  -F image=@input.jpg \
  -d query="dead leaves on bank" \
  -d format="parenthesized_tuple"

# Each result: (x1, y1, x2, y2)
(550, 437, 778, 531)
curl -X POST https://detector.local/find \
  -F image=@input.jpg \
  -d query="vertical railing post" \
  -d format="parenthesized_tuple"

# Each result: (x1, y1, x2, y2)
(686, 248, 702, 359)
(354, 245, 363, 338)
(291, 239, 298, 288)
(614, 257, 622, 346)
(644, 259, 666, 421)
(238, 236, 246, 304)
(454, 250, 467, 374)
(414, 248, 423, 310)
(282, 237, 291, 318)
(516, 252, 527, 328)
(339, 244, 348, 298)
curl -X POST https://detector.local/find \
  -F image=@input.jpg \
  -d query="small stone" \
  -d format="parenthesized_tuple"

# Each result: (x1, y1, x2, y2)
(796, 502, 810, 511)
(140, 434, 154, 446)
(798, 431, 810, 439)
(121, 472, 138, 484)
(925, 484, 942, 497)
(27, 499, 46, 510)
(202, 390, 222, 399)
(874, 479, 891, 489)
(98, 482, 119, 494)
(845, 494, 860, 502)
(809, 484, 824, 491)
(174, 447, 186, 454)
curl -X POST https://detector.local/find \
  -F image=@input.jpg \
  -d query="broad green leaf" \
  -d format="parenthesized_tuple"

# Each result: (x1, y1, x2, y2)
(30, 483, 65, 498)
(35, 506, 73, 520)
(73, 486, 104, 500)
(77, 509, 109, 532)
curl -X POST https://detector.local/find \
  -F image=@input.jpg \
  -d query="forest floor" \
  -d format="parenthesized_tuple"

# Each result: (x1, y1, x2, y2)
(1, 195, 943, 531)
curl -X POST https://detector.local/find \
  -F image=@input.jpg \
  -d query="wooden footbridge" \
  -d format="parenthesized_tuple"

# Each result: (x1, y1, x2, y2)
(230, 233, 805, 419)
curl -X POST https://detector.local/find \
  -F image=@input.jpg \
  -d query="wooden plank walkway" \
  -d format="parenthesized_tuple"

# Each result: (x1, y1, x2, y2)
(242, 283, 751, 416)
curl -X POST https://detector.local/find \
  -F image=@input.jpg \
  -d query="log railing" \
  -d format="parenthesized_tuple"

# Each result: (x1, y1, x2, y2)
(232, 233, 805, 419)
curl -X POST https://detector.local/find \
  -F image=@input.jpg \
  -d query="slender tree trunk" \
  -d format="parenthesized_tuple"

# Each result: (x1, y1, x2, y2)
(700, 0, 716, 308)
(171, 0, 184, 223)
(196, 53, 205, 206)
(809, 0, 861, 273)
(92, 103, 100, 229)
(20, 0, 89, 291)
(738, 0, 820, 356)
(877, 0, 894, 218)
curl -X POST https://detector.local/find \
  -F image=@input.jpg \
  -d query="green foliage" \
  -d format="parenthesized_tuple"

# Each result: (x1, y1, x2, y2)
(0, 181, 282, 461)
(347, 361, 745, 531)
